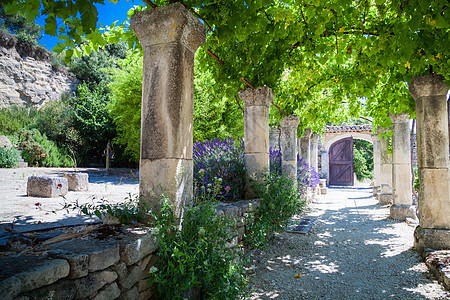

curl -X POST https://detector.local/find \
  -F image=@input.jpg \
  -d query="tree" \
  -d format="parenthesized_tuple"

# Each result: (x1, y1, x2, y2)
(0, 2, 43, 44)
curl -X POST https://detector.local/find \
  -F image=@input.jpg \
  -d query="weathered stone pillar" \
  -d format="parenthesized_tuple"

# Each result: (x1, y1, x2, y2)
(389, 113, 415, 220)
(239, 87, 273, 199)
(372, 134, 381, 197)
(410, 75, 450, 252)
(310, 134, 319, 172)
(379, 130, 393, 205)
(280, 115, 300, 179)
(130, 4, 206, 218)
(300, 128, 312, 165)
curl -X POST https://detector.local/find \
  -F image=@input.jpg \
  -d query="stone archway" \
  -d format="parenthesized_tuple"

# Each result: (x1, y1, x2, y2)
(321, 125, 374, 185)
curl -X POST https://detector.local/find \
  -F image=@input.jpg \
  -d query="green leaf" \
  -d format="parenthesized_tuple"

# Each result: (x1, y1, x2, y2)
(435, 14, 448, 29)
(44, 14, 57, 36)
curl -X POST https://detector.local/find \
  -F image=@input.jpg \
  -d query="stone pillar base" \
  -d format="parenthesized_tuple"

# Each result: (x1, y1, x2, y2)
(414, 226, 450, 255)
(390, 204, 417, 221)
(379, 193, 393, 205)
(372, 186, 380, 197)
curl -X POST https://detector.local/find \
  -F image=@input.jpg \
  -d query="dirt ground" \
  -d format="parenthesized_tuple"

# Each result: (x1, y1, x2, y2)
(0, 167, 138, 233)
(248, 187, 450, 299)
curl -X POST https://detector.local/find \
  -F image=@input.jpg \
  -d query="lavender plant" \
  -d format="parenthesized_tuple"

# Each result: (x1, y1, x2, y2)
(193, 138, 245, 202)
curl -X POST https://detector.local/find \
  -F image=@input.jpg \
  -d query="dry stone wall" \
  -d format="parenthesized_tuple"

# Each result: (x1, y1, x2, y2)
(0, 31, 78, 108)
(0, 200, 259, 300)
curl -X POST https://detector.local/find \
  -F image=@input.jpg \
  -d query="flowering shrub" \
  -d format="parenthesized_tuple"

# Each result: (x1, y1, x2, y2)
(297, 155, 320, 189)
(269, 146, 320, 189)
(0, 146, 19, 168)
(193, 138, 245, 202)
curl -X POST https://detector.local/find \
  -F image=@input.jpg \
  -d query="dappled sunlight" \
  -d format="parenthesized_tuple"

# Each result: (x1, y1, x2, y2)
(306, 260, 340, 274)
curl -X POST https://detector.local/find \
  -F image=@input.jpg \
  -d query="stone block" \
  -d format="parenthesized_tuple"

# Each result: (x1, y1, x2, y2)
(390, 205, 416, 221)
(63, 172, 89, 191)
(418, 168, 450, 229)
(0, 135, 12, 148)
(26, 278, 77, 300)
(414, 226, 450, 254)
(243, 106, 270, 154)
(237, 226, 246, 242)
(319, 179, 326, 188)
(378, 193, 393, 205)
(139, 158, 193, 220)
(119, 228, 158, 266)
(111, 261, 128, 281)
(138, 279, 150, 292)
(320, 187, 327, 195)
(75, 270, 117, 299)
(119, 265, 142, 290)
(139, 288, 153, 300)
(92, 282, 121, 300)
(0, 256, 69, 299)
(49, 251, 89, 279)
(119, 286, 139, 300)
(47, 238, 120, 272)
(27, 176, 68, 198)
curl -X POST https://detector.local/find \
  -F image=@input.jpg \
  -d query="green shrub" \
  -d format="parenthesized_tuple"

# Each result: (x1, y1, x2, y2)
(17, 129, 73, 167)
(0, 146, 19, 168)
(68, 82, 116, 161)
(108, 53, 143, 163)
(353, 139, 374, 181)
(0, 106, 38, 135)
(246, 172, 306, 249)
(150, 196, 247, 299)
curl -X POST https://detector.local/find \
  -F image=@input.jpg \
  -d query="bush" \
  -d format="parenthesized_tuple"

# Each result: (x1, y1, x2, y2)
(246, 171, 306, 249)
(193, 138, 246, 202)
(108, 53, 143, 163)
(68, 82, 116, 162)
(150, 197, 247, 299)
(0, 106, 38, 135)
(17, 129, 73, 167)
(0, 146, 19, 168)
(353, 139, 374, 181)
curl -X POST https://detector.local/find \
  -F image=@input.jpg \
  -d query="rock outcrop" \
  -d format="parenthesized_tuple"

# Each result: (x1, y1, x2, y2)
(0, 31, 78, 108)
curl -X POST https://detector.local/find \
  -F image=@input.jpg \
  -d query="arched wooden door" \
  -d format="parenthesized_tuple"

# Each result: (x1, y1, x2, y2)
(329, 137, 354, 186)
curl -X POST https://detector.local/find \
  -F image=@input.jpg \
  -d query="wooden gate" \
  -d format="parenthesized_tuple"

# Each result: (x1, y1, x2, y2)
(329, 137, 354, 186)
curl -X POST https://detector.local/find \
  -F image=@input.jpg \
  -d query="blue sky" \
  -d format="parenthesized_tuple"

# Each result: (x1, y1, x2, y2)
(37, 0, 145, 50)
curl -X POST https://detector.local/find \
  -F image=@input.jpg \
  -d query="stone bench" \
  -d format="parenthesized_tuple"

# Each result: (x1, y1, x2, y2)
(27, 176, 68, 198)
(63, 172, 89, 191)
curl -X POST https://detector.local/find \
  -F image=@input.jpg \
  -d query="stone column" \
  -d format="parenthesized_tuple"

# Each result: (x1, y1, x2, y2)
(372, 134, 381, 197)
(130, 4, 206, 218)
(389, 113, 415, 220)
(280, 115, 300, 179)
(379, 130, 393, 205)
(409, 75, 450, 252)
(239, 87, 273, 199)
(310, 134, 319, 172)
(300, 128, 312, 165)
(321, 149, 329, 183)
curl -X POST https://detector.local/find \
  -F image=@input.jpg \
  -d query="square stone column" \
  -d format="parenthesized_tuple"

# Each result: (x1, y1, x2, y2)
(310, 134, 320, 172)
(372, 134, 381, 197)
(389, 113, 415, 221)
(280, 115, 300, 179)
(409, 75, 450, 252)
(379, 130, 393, 205)
(130, 3, 206, 218)
(239, 87, 273, 199)
(299, 128, 312, 165)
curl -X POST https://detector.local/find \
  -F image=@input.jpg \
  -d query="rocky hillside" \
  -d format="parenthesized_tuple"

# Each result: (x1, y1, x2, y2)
(0, 31, 78, 108)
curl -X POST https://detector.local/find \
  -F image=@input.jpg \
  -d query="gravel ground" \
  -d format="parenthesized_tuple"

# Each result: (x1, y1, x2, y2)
(248, 186, 450, 300)
(0, 167, 138, 233)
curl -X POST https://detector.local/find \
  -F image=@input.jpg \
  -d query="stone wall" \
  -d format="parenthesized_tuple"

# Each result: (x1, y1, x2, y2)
(0, 200, 259, 300)
(0, 31, 78, 108)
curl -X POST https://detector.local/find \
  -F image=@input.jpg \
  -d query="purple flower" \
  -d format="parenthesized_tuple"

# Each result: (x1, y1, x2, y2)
(225, 186, 231, 192)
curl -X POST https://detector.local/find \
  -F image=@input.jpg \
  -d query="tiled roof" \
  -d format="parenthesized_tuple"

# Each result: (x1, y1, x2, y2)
(325, 125, 372, 133)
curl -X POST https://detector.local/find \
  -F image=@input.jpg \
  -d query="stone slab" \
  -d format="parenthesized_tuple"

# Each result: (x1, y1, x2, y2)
(390, 205, 416, 221)
(0, 255, 69, 299)
(425, 250, 450, 291)
(63, 172, 89, 191)
(49, 251, 89, 279)
(119, 265, 142, 290)
(27, 176, 68, 198)
(92, 282, 121, 300)
(118, 227, 158, 266)
(415, 226, 450, 254)
(75, 270, 117, 299)
(47, 237, 120, 272)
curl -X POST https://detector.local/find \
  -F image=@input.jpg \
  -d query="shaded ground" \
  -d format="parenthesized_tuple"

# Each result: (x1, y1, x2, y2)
(0, 167, 138, 233)
(248, 186, 450, 299)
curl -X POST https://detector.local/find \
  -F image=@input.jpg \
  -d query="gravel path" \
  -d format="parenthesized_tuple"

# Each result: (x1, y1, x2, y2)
(248, 186, 450, 299)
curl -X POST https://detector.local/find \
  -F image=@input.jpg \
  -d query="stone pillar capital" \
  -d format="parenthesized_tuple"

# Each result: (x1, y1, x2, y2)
(239, 87, 273, 108)
(389, 112, 410, 124)
(409, 75, 448, 99)
(280, 115, 300, 129)
(301, 128, 312, 139)
(130, 3, 206, 53)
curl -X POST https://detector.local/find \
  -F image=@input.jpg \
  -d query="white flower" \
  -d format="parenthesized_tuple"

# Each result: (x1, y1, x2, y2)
(149, 266, 158, 274)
